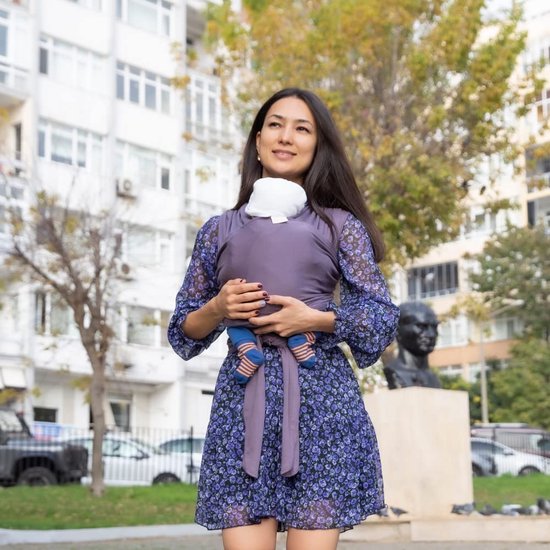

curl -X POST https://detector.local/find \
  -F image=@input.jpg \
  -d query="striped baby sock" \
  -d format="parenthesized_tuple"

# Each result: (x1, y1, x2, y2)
(227, 327, 265, 384)
(288, 331, 317, 369)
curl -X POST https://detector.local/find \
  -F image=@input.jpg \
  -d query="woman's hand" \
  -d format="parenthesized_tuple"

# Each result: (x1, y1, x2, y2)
(249, 295, 336, 337)
(211, 278, 268, 321)
(182, 279, 266, 340)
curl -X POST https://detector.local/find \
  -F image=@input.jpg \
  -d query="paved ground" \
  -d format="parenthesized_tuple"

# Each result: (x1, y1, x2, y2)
(2, 538, 549, 549)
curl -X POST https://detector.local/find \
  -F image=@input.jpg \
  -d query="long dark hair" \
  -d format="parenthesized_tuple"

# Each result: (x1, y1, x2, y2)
(234, 88, 385, 262)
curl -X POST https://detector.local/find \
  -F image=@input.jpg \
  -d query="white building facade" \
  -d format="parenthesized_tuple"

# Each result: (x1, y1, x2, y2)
(0, 0, 240, 437)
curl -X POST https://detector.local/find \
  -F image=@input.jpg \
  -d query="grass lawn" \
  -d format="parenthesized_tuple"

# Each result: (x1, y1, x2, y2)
(473, 473, 550, 509)
(0, 483, 197, 530)
(1, 475, 549, 530)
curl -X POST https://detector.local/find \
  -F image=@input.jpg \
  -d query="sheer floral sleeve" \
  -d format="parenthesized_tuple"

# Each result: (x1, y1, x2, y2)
(167, 216, 224, 360)
(321, 214, 400, 367)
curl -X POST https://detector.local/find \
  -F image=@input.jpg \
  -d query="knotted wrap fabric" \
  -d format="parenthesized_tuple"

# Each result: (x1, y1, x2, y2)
(242, 334, 300, 478)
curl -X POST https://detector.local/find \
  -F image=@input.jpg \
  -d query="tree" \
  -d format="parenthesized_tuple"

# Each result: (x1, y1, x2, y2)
(468, 223, 550, 341)
(490, 338, 550, 429)
(6, 190, 122, 496)
(465, 224, 550, 428)
(204, 0, 537, 265)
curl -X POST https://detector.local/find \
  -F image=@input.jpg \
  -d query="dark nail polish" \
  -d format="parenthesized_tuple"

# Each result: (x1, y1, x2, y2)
(265, 296, 270, 301)
(262, 292, 268, 297)
(254, 310, 260, 316)
(257, 283, 263, 289)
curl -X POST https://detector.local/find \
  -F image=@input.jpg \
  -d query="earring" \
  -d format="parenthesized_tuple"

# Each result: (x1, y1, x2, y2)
(257, 154, 261, 162)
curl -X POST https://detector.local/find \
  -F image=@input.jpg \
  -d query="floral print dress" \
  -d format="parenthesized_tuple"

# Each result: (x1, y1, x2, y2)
(168, 212, 400, 531)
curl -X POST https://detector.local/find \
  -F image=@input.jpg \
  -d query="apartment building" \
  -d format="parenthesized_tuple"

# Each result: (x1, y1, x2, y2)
(0, 0, 241, 436)
(391, 5, 550, 383)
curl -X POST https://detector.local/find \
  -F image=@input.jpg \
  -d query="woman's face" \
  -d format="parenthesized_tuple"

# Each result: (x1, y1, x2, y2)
(256, 97, 317, 185)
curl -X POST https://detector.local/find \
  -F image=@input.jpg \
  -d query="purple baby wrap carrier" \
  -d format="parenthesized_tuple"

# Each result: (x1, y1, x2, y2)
(216, 204, 349, 478)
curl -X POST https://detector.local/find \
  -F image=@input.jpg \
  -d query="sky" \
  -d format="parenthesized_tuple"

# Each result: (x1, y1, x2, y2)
(487, 0, 549, 18)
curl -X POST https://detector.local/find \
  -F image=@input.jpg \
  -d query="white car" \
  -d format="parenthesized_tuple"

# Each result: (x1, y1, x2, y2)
(64, 435, 190, 486)
(471, 437, 550, 476)
(158, 436, 204, 483)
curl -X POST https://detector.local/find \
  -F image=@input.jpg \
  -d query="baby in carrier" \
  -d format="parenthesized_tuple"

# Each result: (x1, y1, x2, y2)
(217, 178, 319, 384)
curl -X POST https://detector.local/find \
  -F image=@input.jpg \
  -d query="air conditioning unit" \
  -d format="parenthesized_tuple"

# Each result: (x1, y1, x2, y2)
(114, 259, 133, 280)
(116, 178, 137, 198)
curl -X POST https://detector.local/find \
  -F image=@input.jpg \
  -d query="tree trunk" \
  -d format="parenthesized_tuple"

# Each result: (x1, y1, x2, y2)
(89, 356, 106, 497)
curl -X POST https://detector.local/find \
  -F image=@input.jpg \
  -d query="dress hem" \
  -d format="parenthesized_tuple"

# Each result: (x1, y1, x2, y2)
(195, 504, 386, 533)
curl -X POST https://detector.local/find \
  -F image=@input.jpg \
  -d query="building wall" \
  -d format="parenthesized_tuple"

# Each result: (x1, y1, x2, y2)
(0, 0, 240, 436)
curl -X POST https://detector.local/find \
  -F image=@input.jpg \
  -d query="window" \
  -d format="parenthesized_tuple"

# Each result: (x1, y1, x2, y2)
(38, 120, 104, 173)
(109, 396, 131, 431)
(436, 316, 469, 349)
(0, 10, 7, 58)
(185, 74, 222, 140)
(34, 407, 57, 423)
(488, 317, 523, 342)
(526, 146, 550, 193)
(407, 262, 459, 300)
(116, 141, 172, 191)
(39, 36, 105, 93)
(124, 225, 173, 268)
(34, 291, 78, 337)
(522, 38, 550, 73)
(125, 306, 171, 347)
(533, 88, 550, 124)
(462, 209, 505, 238)
(127, 306, 156, 346)
(117, 0, 173, 37)
(116, 62, 171, 114)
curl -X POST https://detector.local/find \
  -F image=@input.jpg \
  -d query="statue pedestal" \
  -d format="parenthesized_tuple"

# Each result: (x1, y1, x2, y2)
(364, 387, 473, 517)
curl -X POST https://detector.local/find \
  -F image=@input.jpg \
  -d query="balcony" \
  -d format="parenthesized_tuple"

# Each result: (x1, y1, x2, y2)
(0, 61, 29, 106)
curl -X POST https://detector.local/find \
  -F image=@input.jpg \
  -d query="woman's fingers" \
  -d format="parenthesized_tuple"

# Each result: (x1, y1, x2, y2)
(218, 280, 268, 319)
(248, 295, 313, 336)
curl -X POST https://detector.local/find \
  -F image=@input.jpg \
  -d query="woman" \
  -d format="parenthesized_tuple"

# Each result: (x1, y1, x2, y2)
(168, 88, 399, 550)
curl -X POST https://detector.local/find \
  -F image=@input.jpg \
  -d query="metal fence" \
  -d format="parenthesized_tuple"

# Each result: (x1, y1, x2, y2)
(3, 417, 549, 488)
(1, 420, 204, 487)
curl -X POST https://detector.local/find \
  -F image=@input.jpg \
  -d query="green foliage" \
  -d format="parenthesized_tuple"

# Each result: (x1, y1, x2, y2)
(438, 358, 508, 425)
(469, 224, 550, 341)
(438, 373, 482, 424)
(204, 0, 535, 266)
(0, 484, 197, 529)
(489, 338, 550, 430)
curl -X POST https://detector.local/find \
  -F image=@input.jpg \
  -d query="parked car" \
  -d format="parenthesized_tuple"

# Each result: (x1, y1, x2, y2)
(471, 423, 550, 458)
(158, 436, 204, 482)
(62, 434, 189, 486)
(470, 444, 496, 477)
(470, 437, 550, 476)
(0, 409, 88, 486)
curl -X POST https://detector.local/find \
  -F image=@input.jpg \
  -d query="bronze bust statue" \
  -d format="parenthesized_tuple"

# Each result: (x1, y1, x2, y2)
(384, 302, 442, 390)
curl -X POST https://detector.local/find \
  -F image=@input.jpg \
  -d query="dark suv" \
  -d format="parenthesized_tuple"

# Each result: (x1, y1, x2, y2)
(470, 423, 550, 458)
(0, 409, 88, 486)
